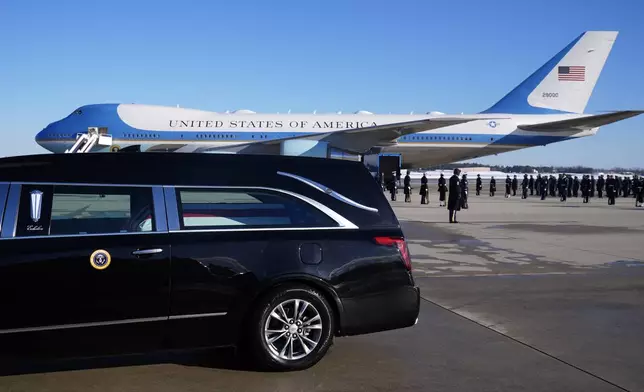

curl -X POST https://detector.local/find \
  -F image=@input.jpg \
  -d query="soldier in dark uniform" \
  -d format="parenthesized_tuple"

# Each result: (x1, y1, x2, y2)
(512, 175, 518, 196)
(572, 176, 580, 197)
(489, 176, 496, 196)
(535, 175, 541, 196)
(448, 168, 462, 223)
(606, 175, 616, 205)
(635, 175, 644, 207)
(420, 172, 429, 205)
(521, 174, 529, 199)
(622, 176, 627, 197)
(438, 173, 447, 206)
(540, 176, 548, 200)
(529, 175, 535, 196)
(461, 174, 469, 209)
(476, 174, 482, 196)
(386, 172, 397, 201)
(590, 175, 596, 198)
(623, 176, 631, 197)
(505, 175, 512, 198)
(616, 176, 622, 198)
(566, 175, 573, 197)
(558, 174, 568, 202)
(632, 176, 639, 198)
(581, 175, 590, 203)
(549, 175, 557, 197)
(597, 175, 605, 198)
(403, 170, 412, 203)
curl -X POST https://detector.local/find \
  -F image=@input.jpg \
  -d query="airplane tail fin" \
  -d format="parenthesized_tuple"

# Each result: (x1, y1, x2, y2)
(482, 31, 619, 115)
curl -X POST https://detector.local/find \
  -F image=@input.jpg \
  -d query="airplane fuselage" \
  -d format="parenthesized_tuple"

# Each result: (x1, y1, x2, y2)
(35, 104, 596, 168)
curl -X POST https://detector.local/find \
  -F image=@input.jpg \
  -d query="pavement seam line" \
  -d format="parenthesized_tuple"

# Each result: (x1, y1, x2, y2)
(419, 295, 632, 392)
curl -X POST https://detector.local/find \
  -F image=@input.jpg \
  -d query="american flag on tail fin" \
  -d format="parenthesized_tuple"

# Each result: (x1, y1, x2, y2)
(558, 66, 585, 81)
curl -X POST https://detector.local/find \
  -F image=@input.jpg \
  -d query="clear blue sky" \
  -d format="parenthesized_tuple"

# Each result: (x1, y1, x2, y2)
(1, 0, 643, 168)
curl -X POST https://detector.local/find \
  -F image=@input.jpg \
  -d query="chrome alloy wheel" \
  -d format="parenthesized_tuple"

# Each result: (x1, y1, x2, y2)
(263, 298, 323, 361)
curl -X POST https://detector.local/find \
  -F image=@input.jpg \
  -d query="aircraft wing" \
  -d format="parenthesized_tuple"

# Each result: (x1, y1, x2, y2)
(519, 110, 643, 132)
(191, 116, 501, 155)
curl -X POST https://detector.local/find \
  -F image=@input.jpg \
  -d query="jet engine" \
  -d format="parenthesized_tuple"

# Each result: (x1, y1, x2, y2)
(328, 148, 362, 162)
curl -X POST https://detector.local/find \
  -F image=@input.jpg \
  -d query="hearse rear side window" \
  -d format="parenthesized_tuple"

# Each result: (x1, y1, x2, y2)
(15, 184, 156, 237)
(176, 188, 339, 230)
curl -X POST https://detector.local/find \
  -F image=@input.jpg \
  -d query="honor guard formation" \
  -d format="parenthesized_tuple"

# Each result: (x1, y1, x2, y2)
(383, 170, 644, 223)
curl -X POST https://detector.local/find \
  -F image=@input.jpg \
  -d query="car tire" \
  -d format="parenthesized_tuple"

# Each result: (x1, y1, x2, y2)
(246, 283, 335, 371)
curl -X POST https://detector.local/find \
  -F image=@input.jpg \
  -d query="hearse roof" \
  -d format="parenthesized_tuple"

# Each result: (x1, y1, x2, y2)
(0, 153, 371, 186)
(0, 153, 400, 229)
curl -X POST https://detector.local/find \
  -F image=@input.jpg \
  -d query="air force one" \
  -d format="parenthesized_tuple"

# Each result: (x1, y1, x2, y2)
(35, 31, 642, 168)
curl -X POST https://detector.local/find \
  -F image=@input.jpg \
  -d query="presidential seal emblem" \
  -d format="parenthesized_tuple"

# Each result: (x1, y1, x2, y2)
(90, 249, 111, 270)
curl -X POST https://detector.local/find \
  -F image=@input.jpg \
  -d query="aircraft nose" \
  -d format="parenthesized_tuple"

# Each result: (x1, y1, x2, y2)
(35, 123, 59, 152)
(35, 128, 44, 144)
(35, 126, 50, 145)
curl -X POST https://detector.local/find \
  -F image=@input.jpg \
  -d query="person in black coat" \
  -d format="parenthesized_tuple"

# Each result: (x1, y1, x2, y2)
(573, 176, 580, 197)
(403, 170, 412, 203)
(512, 175, 518, 196)
(606, 175, 616, 205)
(420, 173, 429, 205)
(558, 174, 568, 202)
(529, 175, 535, 196)
(540, 177, 548, 200)
(581, 175, 590, 203)
(505, 175, 512, 198)
(460, 174, 469, 209)
(521, 174, 529, 199)
(623, 177, 631, 197)
(386, 173, 397, 201)
(590, 175, 596, 197)
(476, 174, 482, 196)
(634, 175, 643, 207)
(438, 173, 447, 206)
(597, 175, 605, 198)
(448, 168, 462, 223)
(489, 176, 496, 197)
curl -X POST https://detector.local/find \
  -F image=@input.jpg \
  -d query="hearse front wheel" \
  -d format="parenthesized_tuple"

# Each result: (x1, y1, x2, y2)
(247, 284, 335, 371)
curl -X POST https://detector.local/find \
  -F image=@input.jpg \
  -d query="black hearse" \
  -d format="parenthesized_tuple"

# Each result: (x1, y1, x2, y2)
(0, 153, 419, 371)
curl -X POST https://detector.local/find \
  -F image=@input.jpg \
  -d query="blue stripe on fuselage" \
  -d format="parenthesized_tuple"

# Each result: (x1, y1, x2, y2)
(38, 129, 572, 146)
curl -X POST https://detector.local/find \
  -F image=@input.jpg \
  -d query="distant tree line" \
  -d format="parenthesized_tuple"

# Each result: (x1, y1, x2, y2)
(422, 162, 643, 175)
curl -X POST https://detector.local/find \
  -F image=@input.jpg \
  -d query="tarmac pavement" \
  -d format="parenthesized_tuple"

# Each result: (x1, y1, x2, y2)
(398, 192, 644, 392)
(0, 193, 642, 391)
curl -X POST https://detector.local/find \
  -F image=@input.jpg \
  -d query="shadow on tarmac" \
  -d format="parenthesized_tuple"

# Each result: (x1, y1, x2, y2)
(0, 347, 254, 377)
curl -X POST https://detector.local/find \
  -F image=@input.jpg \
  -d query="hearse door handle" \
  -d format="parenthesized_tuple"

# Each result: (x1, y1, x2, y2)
(132, 248, 164, 256)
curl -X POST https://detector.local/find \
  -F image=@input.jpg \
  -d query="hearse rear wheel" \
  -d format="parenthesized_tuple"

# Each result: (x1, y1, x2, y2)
(247, 284, 334, 371)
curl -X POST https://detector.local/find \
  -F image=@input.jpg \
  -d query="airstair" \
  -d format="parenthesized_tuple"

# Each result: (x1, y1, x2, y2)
(65, 127, 113, 153)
